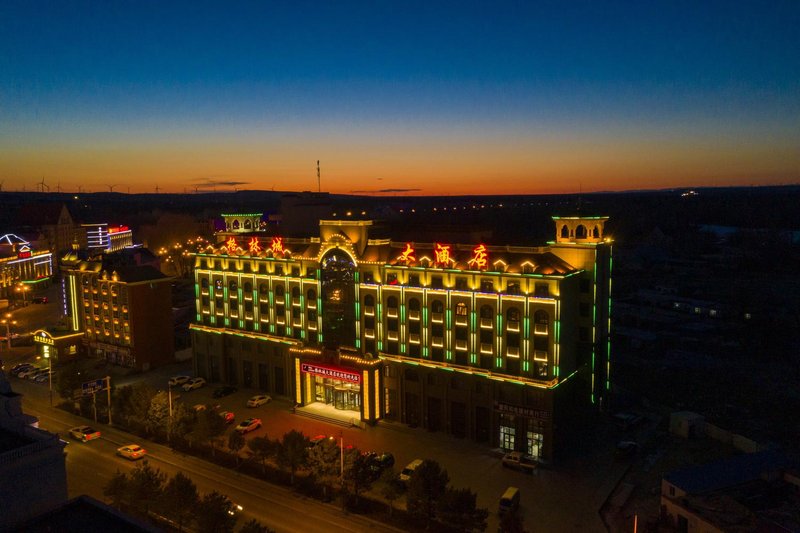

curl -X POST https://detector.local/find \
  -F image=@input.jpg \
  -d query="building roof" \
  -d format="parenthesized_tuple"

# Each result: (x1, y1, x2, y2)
(13, 495, 160, 533)
(664, 449, 791, 495)
(111, 265, 169, 283)
(14, 203, 71, 227)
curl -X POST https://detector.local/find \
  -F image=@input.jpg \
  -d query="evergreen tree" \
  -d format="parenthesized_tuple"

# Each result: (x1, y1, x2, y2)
(127, 460, 166, 517)
(277, 430, 308, 485)
(195, 491, 238, 533)
(406, 459, 449, 526)
(437, 487, 488, 532)
(161, 471, 199, 532)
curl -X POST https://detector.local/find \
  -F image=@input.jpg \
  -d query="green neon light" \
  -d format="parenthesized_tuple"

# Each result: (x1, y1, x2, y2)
(270, 324, 275, 333)
(446, 309, 451, 329)
(239, 320, 244, 328)
(470, 353, 477, 364)
(400, 304, 406, 321)
(423, 346, 428, 357)
(422, 307, 428, 323)
(355, 338, 360, 348)
(224, 318, 230, 326)
(196, 313, 201, 321)
(355, 301, 360, 317)
(470, 310, 476, 330)
(446, 350, 452, 361)
(377, 340, 382, 350)
(523, 361, 530, 372)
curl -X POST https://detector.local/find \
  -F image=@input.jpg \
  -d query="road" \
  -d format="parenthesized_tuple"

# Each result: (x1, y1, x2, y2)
(14, 378, 398, 533)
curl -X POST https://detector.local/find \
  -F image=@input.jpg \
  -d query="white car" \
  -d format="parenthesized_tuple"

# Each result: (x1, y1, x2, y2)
(69, 425, 101, 442)
(117, 444, 146, 460)
(182, 377, 207, 391)
(246, 394, 271, 407)
(18, 367, 44, 378)
(169, 375, 191, 387)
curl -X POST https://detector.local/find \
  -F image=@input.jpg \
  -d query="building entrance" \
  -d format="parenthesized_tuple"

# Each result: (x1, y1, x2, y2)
(313, 376, 361, 411)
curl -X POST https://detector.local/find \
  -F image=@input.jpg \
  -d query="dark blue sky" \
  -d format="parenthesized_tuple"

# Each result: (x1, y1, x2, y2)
(1, 1, 798, 193)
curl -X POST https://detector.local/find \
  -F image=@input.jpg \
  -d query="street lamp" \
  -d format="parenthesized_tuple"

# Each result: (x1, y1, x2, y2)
(1, 313, 17, 351)
(43, 347, 53, 406)
(16, 284, 29, 305)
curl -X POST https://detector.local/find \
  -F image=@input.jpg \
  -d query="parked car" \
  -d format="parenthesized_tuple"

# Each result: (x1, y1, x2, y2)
(193, 404, 207, 413)
(27, 369, 49, 380)
(501, 451, 537, 473)
(399, 459, 424, 483)
(32, 296, 48, 304)
(235, 417, 262, 434)
(169, 375, 191, 387)
(70, 426, 101, 442)
(310, 434, 332, 447)
(213, 385, 238, 398)
(615, 440, 639, 458)
(33, 371, 52, 383)
(182, 377, 206, 391)
(219, 411, 235, 424)
(10, 363, 34, 376)
(18, 366, 44, 379)
(246, 394, 271, 407)
(117, 444, 146, 460)
(364, 451, 395, 479)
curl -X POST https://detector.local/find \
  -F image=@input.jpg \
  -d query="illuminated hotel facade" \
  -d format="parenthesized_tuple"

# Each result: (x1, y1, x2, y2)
(0, 233, 53, 299)
(190, 214, 611, 462)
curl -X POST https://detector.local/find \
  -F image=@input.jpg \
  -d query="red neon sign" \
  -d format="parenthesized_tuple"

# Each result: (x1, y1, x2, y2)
(468, 244, 489, 270)
(300, 363, 360, 384)
(434, 243, 451, 266)
(225, 237, 237, 251)
(248, 237, 262, 255)
(397, 243, 416, 263)
(108, 225, 129, 234)
(270, 237, 285, 256)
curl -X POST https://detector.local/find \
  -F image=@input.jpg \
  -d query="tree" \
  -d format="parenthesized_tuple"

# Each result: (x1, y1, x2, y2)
(104, 470, 129, 509)
(248, 436, 277, 473)
(307, 437, 340, 500)
(238, 518, 275, 533)
(377, 468, 403, 517)
(55, 361, 83, 401)
(161, 471, 199, 532)
(127, 460, 166, 517)
(195, 490, 238, 533)
(228, 429, 245, 465)
(146, 390, 171, 438)
(345, 450, 375, 506)
(277, 430, 308, 485)
(498, 508, 525, 533)
(114, 382, 156, 432)
(406, 459, 449, 526)
(437, 487, 488, 532)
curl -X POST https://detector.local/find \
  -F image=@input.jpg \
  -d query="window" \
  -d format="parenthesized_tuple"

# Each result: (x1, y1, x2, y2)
(507, 307, 520, 323)
(244, 281, 252, 293)
(506, 282, 520, 295)
(455, 302, 468, 316)
(364, 294, 375, 307)
(455, 277, 468, 290)
(387, 318, 398, 332)
(387, 296, 398, 310)
(575, 224, 587, 239)
(409, 298, 421, 311)
(534, 283, 549, 298)
(274, 284, 285, 297)
(259, 283, 268, 297)
(292, 286, 300, 299)
(431, 275, 443, 289)
(363, 271, 374, 283)
(215, 279, 223, 290)
(201, 278, 209, 289)
(229, 280, 238, 291)
(480, 305, 493, 320)
(593, 225, 600, 238)
(387, 273, 398, 285)
(580, 303, 591, 317)
(431, 300, 444, 314)
(291, 266, 300, 277)
(307, 288, 316, 301)
(480, 279, 494, 292)
(409, 274, 420, 287)
(560, 225, 569, 239)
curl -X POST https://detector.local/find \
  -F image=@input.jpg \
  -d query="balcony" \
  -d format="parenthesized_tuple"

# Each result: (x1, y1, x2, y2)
(364, 328, 374, 338)
(387, 331, 399, 341)
(534, 323, 548, 335)
(506, 346, 520, 358)
(455, 315, 468, 326)
(480, 318, 493, 329)
(364, 305, 374, 316)
(409, 333, 420, 344)
(408, 310, 420, 320)
(387, 308, 398, 318)
(431, 336, 443, 347)
(431, 312, 443, 323)
(455, 339, 468, 351)
(533, 350, 548, 361)
(480, 343, 493, 354)
(507, 320, 520, 332)
(308, 322, 317, 331)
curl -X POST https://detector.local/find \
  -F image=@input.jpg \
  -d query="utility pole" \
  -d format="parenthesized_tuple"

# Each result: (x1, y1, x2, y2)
(106, 376, 112, 425)
(317, 160, 321, 193)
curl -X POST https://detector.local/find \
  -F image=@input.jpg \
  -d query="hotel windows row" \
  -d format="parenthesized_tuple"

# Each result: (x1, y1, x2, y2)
(366, 269, 553, 297)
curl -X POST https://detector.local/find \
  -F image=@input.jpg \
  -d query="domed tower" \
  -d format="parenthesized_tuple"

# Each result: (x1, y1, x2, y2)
(550, 216, 612, 410)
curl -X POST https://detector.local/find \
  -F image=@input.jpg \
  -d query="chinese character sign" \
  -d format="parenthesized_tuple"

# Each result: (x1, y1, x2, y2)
(468, 244, 489, 270)
(225, 237, 238, 251)
(248, 237, 262, 255)
(270, 237, 285, 256)
(397, 243, 416, 263)
(434, 243, 451, 266)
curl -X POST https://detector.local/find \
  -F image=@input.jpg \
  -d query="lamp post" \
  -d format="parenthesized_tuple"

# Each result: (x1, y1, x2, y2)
(1, 313, 17, 351)
(43, 348, 53, 406)
(16, 284, 29, 305)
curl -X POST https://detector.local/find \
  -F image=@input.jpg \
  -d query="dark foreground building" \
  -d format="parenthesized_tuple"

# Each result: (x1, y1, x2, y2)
(191, 214, 612, 462)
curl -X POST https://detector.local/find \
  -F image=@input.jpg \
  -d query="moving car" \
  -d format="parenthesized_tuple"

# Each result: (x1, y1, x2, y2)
(213, 385, 238, 398)
(169, 375, 191, 387)
(235, 417, 262, 434)
(10, 363, 33, 375)
(501, 451, 537, 473)
(70, 426, 101, 442)
(32, 296, 48, 304)
(246, 394, 271, 407)
(219, 411, 235, 424)
(182, 377, 206, 391)
(117, 444, 146, 460)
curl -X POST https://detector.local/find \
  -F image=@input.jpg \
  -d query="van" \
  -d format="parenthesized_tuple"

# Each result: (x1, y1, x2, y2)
(399, 459, 423, 483)
(498, 486, 520, 516)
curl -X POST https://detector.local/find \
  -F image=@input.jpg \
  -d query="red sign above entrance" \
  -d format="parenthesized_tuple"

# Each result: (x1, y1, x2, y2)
(301, 363, 360, 384)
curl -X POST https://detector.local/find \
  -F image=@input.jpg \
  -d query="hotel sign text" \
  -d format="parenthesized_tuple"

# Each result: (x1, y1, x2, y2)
(300, 363, 360, 384)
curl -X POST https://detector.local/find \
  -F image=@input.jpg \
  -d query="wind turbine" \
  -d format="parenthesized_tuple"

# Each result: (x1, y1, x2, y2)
(107, 184, 117, 192)
(38, 177, 50, 192)
(155, 185, 161, 193)
(0, 180, 4, 192)
(55, 181, 62, 193)
(193, 185, 199, 194)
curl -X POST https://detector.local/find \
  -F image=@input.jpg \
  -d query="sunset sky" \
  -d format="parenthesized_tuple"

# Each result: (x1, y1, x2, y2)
(1, 1, 798, 195)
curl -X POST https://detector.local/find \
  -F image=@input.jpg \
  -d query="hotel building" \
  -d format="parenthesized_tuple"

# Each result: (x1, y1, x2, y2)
(190, 214, 612, 462)
(0, 233, 53, 299)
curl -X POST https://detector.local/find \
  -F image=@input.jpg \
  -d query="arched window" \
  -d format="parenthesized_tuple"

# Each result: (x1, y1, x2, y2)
(201, 278, 209, 289)
(575, 224, 587, 239)
(307, 288, 317, 301)
(244, 219, 252, 229)
(215, 279, 223, 290)
(275, 284, 285, 297)
(522, 263, 535, 274)
(561, 225, 569, 238)
(232, 220, 240, 230)
(534, 310, 549, 325)
(259, 283, 268, 295)
(408, 298, 421, 311)
(507, 307, 521, 323)
(244, 282, 252, 293)
(364, 294, 375, 307)
(455, 302, 468, 316)
(593, 225, 600, 238)
(291, 286, 300, 298)
(431, 299, 444, 314)
(480, 305, 493, 319)
(229, 280, 238, 291)
(387, 296, 398, 309)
